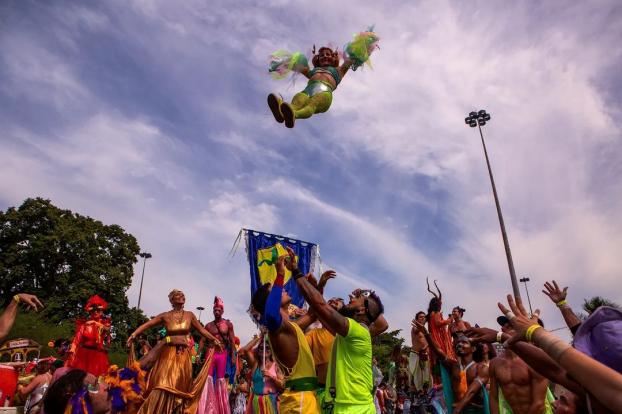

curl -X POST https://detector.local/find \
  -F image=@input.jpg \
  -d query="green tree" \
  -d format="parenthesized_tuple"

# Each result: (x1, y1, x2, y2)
(372, 329, 405, 374)
(0, 197, 145, 345)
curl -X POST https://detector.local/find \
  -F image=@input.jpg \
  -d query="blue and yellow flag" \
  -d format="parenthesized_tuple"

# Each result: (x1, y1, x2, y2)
(245, 229, 317, 308)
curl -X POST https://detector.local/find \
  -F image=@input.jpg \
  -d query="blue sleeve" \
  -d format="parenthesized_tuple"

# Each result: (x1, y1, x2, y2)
(265, 274, 284, 332)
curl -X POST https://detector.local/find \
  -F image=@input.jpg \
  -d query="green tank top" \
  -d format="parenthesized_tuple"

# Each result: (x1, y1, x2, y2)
(326, 318, 374, 405)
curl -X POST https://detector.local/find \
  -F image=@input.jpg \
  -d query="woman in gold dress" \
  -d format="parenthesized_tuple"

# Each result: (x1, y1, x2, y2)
(127, 289, 222, 414)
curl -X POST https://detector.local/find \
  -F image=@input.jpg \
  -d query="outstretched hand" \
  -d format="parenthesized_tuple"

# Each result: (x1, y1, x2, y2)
(542, 280, 568, 304)
(17, 294, 44, 311)
(276, 246, 299, 275)
(318, 270, 337, 291)
(466, 327, 498, 344)
(411, 319, 428, 335)
(284, 246, 298, 271)
(498, 295, 541, 345)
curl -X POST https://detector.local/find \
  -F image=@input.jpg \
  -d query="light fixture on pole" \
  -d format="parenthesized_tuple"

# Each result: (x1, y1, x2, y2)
(519, 277, 533, 316)
(465, 110, 521, 300)
(196, 306, 205, 323)
(137, 252, 152, 310)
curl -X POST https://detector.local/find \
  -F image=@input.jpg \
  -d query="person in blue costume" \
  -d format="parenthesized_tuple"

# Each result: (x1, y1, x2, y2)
(267, 29, 379, 128)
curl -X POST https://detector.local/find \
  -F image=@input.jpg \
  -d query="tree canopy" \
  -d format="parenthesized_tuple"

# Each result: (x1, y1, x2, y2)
(0, 197, 145, 343)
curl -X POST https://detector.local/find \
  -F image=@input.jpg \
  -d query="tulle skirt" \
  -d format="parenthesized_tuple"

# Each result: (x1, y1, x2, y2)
(197, 376, 231, 414)
(70, 347, 109, 377)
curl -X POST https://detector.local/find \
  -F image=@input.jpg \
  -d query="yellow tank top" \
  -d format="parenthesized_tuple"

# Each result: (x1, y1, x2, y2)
(272, 321, 317, 382)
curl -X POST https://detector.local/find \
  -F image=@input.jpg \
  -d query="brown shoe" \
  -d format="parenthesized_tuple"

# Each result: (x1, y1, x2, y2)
(280, 102, 295, 128)
(267, 93, 284, 123)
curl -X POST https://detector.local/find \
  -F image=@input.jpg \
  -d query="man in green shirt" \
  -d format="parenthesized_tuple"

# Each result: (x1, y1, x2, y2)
(281, 246, 387, 413)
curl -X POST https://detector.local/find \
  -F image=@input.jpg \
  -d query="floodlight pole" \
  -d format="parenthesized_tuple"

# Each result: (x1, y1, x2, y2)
(137, 252, 152, 310)
(465, 110, 521, 300)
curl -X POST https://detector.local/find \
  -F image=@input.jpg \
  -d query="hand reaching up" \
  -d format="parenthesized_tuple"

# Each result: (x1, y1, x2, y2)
(542, 280, 568, 304)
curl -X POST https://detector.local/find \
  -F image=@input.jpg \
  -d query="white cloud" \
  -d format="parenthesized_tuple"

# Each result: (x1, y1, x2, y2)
(1, 0, 621, 345)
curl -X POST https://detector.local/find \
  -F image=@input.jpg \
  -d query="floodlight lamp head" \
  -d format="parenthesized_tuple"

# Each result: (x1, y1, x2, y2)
(469, 111, 478, 117)
(478, 109, 487, 116)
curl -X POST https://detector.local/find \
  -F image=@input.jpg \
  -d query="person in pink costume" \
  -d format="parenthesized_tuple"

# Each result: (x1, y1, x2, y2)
(197, 297, 236, 414)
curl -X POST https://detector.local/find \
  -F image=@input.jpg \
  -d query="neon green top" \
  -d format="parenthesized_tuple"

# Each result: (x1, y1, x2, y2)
(326, 318, 374, 406)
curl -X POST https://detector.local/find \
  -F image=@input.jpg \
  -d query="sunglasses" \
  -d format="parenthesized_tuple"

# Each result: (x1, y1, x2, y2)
(350, 289, 372, 299)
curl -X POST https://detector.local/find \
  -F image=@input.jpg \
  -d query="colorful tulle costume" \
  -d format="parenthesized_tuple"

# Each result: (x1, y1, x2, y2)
(66, 295, 111, 377)
(267, 28, 379, 128)
(197, 297, 235, 414)
(248, 362, 279, 414)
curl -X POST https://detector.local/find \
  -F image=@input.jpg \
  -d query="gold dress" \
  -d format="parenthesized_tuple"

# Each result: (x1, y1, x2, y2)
(138, 318, 213, 414)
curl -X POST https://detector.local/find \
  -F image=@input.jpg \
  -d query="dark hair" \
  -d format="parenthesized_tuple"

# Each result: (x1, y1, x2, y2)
(366, 291, 385, 322)
(311, 47, 339, 68)
(452, 306, 465, 316)
(43, 369, 88, 414)
(251, 283, 271, 315)
(427, 297, 441, 316)
(473, 342, 497, 363)
(415, 311, 426, 319)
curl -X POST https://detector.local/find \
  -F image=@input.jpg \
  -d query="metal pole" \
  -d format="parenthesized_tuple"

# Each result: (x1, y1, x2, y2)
(137, 252, 151, 310)
(520, 277, 533, 315)
(478, 124, 521, 300)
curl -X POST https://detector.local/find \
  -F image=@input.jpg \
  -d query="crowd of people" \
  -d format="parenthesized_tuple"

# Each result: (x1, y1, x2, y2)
(1, 255, 622, 414)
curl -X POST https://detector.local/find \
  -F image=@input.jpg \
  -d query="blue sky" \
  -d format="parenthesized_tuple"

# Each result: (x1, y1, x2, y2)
(1, 0, 621, 343)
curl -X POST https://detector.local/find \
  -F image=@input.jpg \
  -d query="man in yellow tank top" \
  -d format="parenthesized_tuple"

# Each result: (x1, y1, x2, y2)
(251, 250, 319, 413)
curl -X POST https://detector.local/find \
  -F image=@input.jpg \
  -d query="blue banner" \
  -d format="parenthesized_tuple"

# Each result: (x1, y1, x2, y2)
(245, 229, 317, 308)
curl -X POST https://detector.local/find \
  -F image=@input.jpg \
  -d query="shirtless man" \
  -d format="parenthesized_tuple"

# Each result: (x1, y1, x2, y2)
(450, 307, 472, 336)
(409, 311, 432, 394)
(201, 297, 236, 382)
(489, 316, 550, 414)
(413, 321, 488, 414)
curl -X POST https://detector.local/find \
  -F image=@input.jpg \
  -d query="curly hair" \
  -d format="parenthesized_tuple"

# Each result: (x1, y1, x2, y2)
(43, 369, 88, 414)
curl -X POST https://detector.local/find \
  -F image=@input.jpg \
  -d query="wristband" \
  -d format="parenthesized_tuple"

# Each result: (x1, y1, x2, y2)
(496, 331, 503, 343)
(291, 268, 304, 280)
(556, 300, 568, 308)
(13, 295, 21, 304)
(165, 336, 171, 344)
(525, 324, 542, 342)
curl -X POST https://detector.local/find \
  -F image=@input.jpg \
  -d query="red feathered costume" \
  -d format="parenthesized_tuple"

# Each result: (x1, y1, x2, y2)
(66, 295, 111, 376)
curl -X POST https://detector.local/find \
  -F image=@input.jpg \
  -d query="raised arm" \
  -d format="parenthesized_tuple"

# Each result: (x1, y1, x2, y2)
(412, 319, 448, 363)
(297, 274, 348, 337)
(0, 294, 43, 344)
(370, 314, 388, 337)
(127, 314, 164, 347)
(542, 281, 582, 334)
(239, 334, 265, 370)
(190, 313, 222, 346)
(286, 258, 348, 338)
(500, 294, 622, 412)
(467, 326, 584, 395)
(511, 341, 583, 395)
(337, 59, 353, 81)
